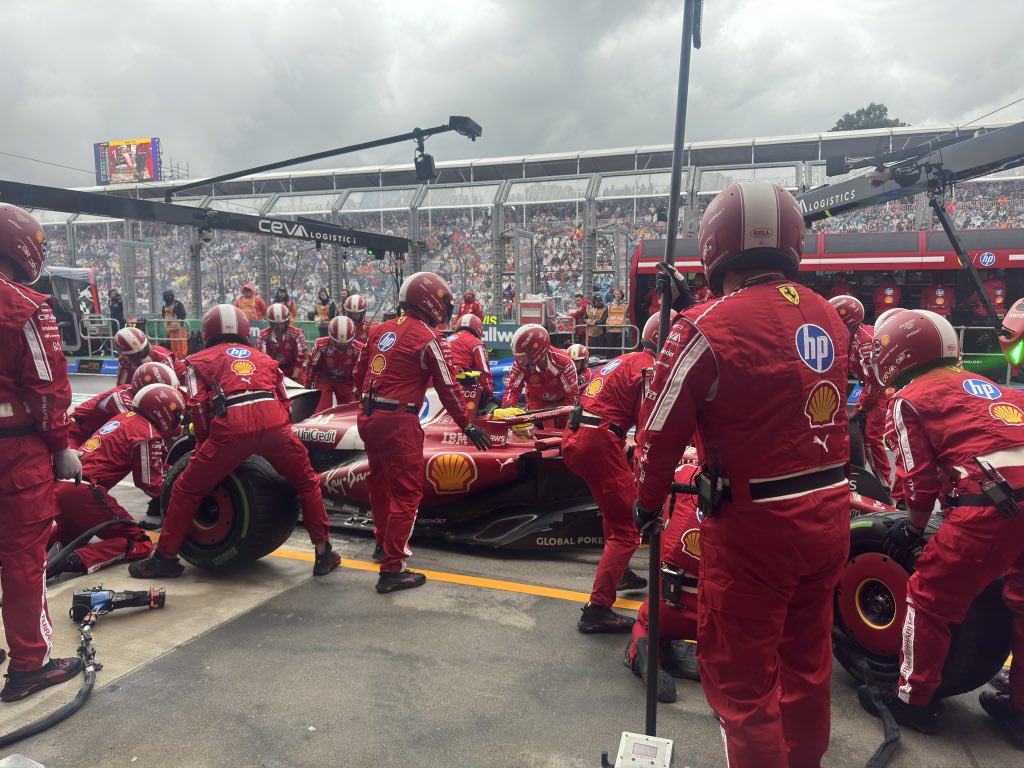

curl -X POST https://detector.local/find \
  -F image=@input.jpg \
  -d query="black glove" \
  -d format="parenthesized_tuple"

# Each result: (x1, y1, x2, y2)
(463, 424, 493, 451)
(633, 499, 663, 533)
(654, 263, 696, 311)
(883, 518, 925, 564)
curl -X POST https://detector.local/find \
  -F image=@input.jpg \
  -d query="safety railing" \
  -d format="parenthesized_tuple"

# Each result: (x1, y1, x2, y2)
(565, 322, 641, 357)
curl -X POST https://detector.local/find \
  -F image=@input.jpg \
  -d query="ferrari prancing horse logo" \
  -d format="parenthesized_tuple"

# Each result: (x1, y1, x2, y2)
(778, 285, 800, 305)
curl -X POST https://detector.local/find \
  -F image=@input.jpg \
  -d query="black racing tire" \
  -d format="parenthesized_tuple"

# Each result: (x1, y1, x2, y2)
(832, 511, 1012, 698)
(160, 454, 299, 572)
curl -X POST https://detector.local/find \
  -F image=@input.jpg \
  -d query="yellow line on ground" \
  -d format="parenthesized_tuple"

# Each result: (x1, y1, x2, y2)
(269, 546, 644, 611)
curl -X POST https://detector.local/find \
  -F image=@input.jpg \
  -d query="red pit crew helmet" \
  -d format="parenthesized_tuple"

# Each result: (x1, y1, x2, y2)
(511, 324, 550, 365)
(455, 313, 483, 338)
(131, 361, 178, 392)
(999, 297, 1024, 374)
(202, 304, 251, 345)
(398, 271, 454, 326)
(343, 294, 367, 321)
(567, 343, 589, 372)
(829, 295, 865, 331)
(114, 327, 150, 359)
(132, 383, 186, 437)
(328, 315, 357, 346)
(698, 182, 804, 295)
(0, 204, 47, 284)
(267, 302, 290, 327)
(872, 309, 960, 387)
(641, 310, 678, 351)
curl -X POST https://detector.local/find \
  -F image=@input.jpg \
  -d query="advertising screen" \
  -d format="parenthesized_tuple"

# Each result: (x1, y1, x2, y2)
(93, 137, 161, 185)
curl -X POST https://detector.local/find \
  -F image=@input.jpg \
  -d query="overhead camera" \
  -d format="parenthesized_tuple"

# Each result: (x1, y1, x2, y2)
(448, 115, 482, 141)
(198, 227, 214, 243)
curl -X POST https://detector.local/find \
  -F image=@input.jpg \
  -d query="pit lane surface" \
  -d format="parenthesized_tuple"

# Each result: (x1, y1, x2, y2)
(2, 486, 1020, 768)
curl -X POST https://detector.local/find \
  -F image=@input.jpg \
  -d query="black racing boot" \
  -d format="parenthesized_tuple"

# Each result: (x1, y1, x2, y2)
(624, 638, 676, 703)
(991, 667, 1011, 695)
(979, 690, 1024, 750)
(1, 657, 84, 702)
(376, 570, 426, 593)
(371, 544, 385, 562)
(51, 551, 87, 576)
(578, 602, 635, 634)
(663, 640, 701, 681)
(128, 551, 184, 579)
(146, 497, 162, 517)
(857, 685, 940, 735)
(616, 568, 648, 592)
(313, 542, 341, 576)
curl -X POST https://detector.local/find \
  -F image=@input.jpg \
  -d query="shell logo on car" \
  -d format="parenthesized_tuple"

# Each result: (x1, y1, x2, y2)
(990, 402, 1024, 426)
(805, 381, 841, 428)
(426, 452, 478, 494)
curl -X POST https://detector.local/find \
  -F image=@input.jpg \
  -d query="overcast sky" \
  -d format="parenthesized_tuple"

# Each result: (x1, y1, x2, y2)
(2, 0, 1022, 189)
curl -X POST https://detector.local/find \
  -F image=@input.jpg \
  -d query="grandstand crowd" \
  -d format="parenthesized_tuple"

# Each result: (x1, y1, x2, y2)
(39, 179, 1024, 322)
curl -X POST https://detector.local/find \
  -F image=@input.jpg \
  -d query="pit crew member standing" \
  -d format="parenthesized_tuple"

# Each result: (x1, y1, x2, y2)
(258, 303, 307, 379)
(634, 182, 851, 768)
(563, 314, 669, 634)
(501, 325, 579, 410)
(625, 461, 703, 704)
(964, 269, 1007, 323)
(50, 384, 185, 576)
(858, 309, 1024, 747)
(344, 294, 374, 343)
(0, 204, 84, 702)
(456, 290, 483, 320)
(354, 272, 492, 594)
(567, 343, 593, 389)
(113, 326, 185, 386)
(447, 313, 494, 410)
(304, 315, 364, 412)
(129, 304, 340, 579)
(68, 361, 178, 449)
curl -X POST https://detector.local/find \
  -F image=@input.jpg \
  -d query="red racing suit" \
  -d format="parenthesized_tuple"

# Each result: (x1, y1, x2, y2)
(693, 285, 714, 304)
(158, 342, 330, 559)
(965, 277, 1007, 320)
(53, 412, 159, 572)
(116, 344, 185, 386)
(628, 463, 701, 667)
(456, 299, 483, 320)
(447, 328, 494, 409)
(850, 324, 891, 482)
(304, 337, 364, 412)
(501, 349, 579, 410)
(68, 383, 133, 449)
(920, 282, 955, 318)
(257, 325, 308, 379)
(635, 278, 851, 768)
(577, 366, 594, 391)
(886, 367, 1024, 709)
(351, 318, 375, 344)
(562, 350, 653, 608)
(873, 278, 902, 315)
(354, 315, 472, 573)
(0, 275, 71, 672)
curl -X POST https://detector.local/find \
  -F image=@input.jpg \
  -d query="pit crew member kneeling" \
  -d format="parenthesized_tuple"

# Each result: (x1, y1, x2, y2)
(634, 182, 851, 768)
(304, 315, 364, 412)
(625, 461, 703, 704)
(113, 326, 185, 385)
(354, 272, 492, 594)
(50, 384, 185, 576)
(564, 313, 677, 634)
(129, 304, 341, 578)
(858, 309, 1024, 749)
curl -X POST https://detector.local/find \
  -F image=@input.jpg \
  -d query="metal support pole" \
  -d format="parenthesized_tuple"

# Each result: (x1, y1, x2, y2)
(648, 0, 699, 738)
(188, 235, 203, 318)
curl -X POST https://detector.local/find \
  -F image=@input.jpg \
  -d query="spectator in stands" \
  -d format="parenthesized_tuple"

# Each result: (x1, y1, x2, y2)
(586, 294, 608, 354)
(920, 274, 956, 318)
(309, 287, 337, 338)
(234, 283, 266, 324)
(274, 286, 299, 327)
(108, 288, 125, 332)
(161, 290, 187, 357)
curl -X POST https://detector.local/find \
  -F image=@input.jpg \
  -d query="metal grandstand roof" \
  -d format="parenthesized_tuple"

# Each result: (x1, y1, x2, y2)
(71, 121, 1016, 200)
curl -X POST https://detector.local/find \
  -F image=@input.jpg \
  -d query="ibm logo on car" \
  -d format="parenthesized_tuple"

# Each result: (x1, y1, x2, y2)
(794, 324, 835, 373)
(963, 379, 1000, 400)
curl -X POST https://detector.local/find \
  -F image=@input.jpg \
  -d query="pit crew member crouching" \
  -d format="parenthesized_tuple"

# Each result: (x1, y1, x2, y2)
(567, 343, 593, 389)
(129, 304, 340, 579)
(113, 326, 185, 386)
(501, 325, 578, 411)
